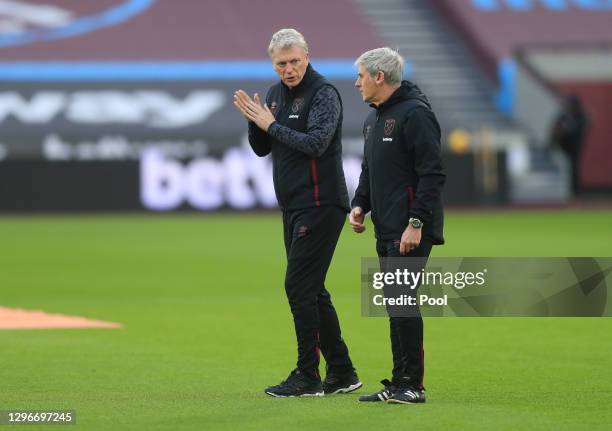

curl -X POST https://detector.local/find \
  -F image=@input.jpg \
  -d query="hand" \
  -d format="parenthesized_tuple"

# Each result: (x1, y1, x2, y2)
(349, 207, 366, 233)
(233, 90, 276, 132)
(399, 225, 421, 255)
(233, 89, 253, 121)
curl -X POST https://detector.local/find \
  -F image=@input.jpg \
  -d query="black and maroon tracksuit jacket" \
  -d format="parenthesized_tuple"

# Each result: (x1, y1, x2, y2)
(351, 80, 445, 245)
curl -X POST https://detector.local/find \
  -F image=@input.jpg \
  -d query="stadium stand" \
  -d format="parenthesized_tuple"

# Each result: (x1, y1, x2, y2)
(429, 0, 612, 191)
(0, 0, 383, 60)
(0, 0, 610, 211)
(354, 0, 518, 132)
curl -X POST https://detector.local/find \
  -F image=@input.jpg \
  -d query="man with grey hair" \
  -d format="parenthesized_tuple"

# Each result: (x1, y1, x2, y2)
(233, 29, 361, 397)
(349, 47, 445, 404)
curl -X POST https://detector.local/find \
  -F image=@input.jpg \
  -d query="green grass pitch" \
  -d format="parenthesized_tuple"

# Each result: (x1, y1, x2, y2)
(1, 210, 611, 430)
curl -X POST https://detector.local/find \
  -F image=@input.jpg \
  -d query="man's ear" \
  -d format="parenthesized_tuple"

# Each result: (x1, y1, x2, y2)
(376, 71, 385, 85)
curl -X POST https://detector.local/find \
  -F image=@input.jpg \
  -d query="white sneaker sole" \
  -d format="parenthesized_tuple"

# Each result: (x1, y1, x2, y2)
(265, 391, 324, 398)
(328, 381, 363, 395)
(386, 398, 425, 404)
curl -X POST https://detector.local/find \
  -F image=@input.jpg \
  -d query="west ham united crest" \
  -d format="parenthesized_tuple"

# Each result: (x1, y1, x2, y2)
(292, 98, 304, 113)
(384, 118, 396, 136)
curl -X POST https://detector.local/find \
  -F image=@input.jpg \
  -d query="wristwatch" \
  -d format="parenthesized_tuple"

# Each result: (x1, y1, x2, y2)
(409, 218, 423, 229)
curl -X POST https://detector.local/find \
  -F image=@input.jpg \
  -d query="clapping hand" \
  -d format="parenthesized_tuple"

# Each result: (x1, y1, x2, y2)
(233, 90, 276, 132)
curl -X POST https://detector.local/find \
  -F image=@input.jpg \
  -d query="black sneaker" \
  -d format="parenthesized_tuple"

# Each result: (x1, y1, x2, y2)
(386, 386, 426, 404)
(358, 379, 396, 402)
(323, 370, 363, 394)
(264, 369, 324, 397)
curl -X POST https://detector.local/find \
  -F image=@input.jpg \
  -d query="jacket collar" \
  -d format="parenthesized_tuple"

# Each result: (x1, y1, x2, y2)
(370, 80, 430, 112)
(282, 63, 316, 95)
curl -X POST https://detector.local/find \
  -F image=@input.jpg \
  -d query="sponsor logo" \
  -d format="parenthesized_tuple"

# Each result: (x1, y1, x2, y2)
(0, 90, 225, 128)
(382, 137, 393, 142)
(42, 134, 209, 161)
(364, 125, 371, 140)
(141, 147, 276, 211)
(140, 143, 364, 211)
(288, 114, 299, 119)
(384, 118, 396, 136)
(0, 0, 155, 48)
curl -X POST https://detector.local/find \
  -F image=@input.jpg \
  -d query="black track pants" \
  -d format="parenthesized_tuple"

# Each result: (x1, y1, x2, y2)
(282, 206, 354, 378)
(376, 238, 433, 389)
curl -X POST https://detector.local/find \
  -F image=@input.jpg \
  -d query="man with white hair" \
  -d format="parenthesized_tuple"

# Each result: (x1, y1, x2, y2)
(233, 29, 361, 397)
(349, 47, 445, 404)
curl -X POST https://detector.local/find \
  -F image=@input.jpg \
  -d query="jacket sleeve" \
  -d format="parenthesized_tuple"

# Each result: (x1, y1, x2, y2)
(350, 128, 371, 213)
(267, 86, 341, 158)
(248, 121, 272, 157)
(403, 107, 445, 223)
